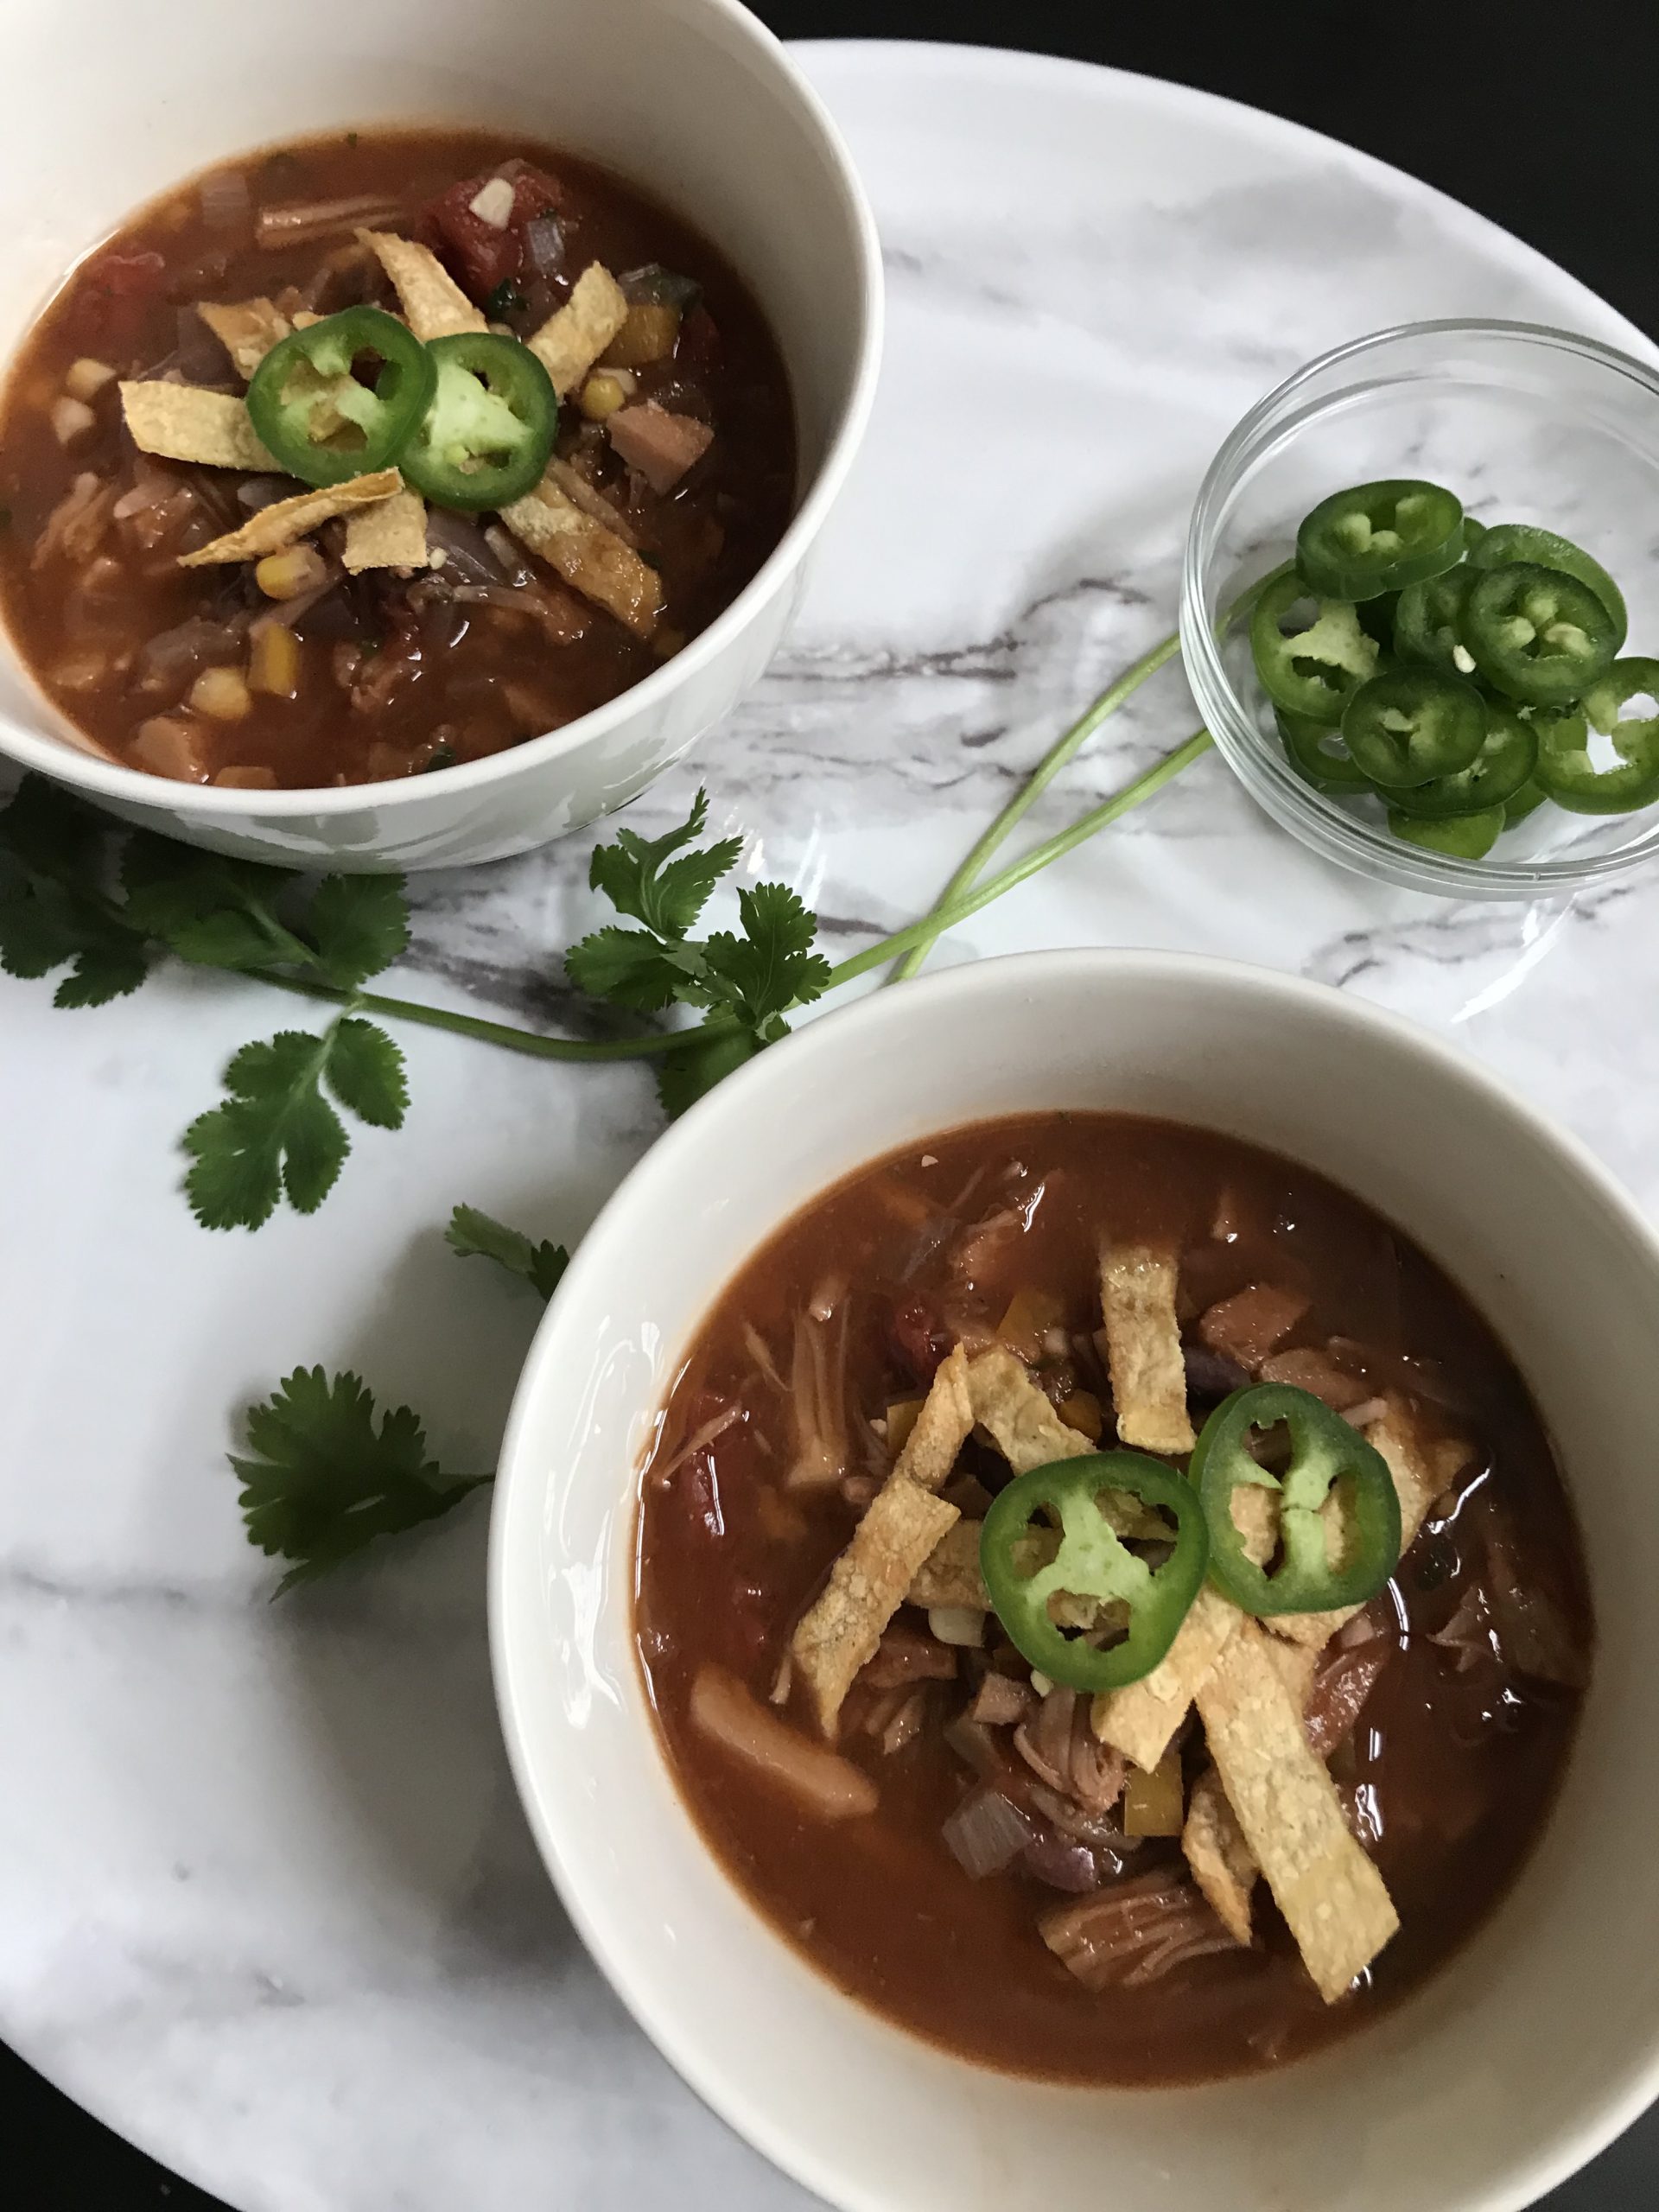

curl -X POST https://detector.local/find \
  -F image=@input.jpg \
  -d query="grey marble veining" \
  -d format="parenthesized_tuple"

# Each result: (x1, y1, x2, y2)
(3, 42, 1657, 2212)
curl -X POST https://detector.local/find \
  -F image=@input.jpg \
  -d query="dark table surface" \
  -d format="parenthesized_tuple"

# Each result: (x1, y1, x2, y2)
(10, 2, 1656, 2204)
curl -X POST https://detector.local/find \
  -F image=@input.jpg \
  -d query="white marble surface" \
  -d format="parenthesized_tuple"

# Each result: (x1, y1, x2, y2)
(3, 41, 1657, 2212)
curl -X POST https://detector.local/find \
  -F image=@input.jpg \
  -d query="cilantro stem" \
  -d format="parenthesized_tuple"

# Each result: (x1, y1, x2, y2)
(887, 626, 1181, 984)
(255, 973, 696, 1060)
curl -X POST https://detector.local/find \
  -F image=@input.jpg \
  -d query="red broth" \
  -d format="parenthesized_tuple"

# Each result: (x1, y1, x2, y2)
(633, 1112, 1592, 2085)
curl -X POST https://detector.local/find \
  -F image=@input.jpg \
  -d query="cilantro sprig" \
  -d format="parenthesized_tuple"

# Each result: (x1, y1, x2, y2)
(446, 1203, 569, 1298)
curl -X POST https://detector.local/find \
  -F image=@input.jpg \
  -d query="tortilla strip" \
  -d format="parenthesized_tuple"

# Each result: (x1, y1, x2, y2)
(359, 230, 487, 340)
(790, 1351, 972, 1735)
(1268, 1402, 1444, 1649)
(909, 1519, 990, 1611)
(177, 467, 402, 567)
(197, 297, 292, 380)
(500, 478, 662, 637)
(120, 382, 277, 472)
(1091, 1585, 1242, 1770)
(1196, 1618, 1398, 2002)
(1182, 1768, 1257, 1946)
(965, 1349, 1167, 1540)
(1098, 1243, 1196, 1455)
(527, 262, 630, 396)
(548, 455, 639, 546)
(342, 488, 429, 574)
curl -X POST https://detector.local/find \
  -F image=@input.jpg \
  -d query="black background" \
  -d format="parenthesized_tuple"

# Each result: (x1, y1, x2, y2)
(10, 2, 1656, 2203)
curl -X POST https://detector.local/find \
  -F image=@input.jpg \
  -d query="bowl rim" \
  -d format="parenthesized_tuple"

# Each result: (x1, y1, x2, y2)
(487, 944, 1659, 2212)
(0, 0, 884, 816)
(1180, 315, 1659, 899)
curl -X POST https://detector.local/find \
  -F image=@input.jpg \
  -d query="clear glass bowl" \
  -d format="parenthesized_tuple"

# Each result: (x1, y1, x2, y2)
(1181, 321, 1659, 899)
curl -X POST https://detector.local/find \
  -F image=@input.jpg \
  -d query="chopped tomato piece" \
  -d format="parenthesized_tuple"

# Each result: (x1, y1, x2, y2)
(66, 249, 166, 356)
(420, 163, 565, 302)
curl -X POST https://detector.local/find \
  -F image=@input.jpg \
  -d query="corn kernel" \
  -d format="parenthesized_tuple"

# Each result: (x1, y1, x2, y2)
(188, 665, 253, 721)
(65, 357, 117, 402)
(579, 373, 626, 423)
(51, 396, 95, 446)
(249, 621, 302, 699)
(254, 543, 328, 601)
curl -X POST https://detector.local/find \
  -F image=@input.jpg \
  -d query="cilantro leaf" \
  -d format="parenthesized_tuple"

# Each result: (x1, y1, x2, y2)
(302, 874, 410, 988)
(588, 789, 742, 940)
(184, 1030, 347, 1230)
(700, 882, 832, 1031)
(323, 1018, 407, 1128)
(447, 1204, 569, 1299)
(231, 1367, 490, 1595)
(52, 933, 152, 1008)
(0, 775, 101, 874)
(121, 835, 313, 969)
(563, 924, 707, 1013)
(656, 1023, 764, 1119)
(0, 782, 152, 1005)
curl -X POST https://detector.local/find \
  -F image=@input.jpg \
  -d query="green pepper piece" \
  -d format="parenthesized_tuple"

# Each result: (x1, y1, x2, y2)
(1192, 1384, 1402, 1617)
(1356, 589, 1401, 651)
(1460, 562, 1618, 708)
(1276, 707, 1370, 791)
(978, 1452, 1209, 1693)
(1388, 702, 1537, 818)
(1341, 666, 1486, 788)
(245, 307, 435, 489)
(1531, 664, 1659, 813)
(1394, 566, 1478, 677)
(1503, 778, 1548, 825)
(1468, 522, 1628, 651)
(1387, 805, 1504, 858)
(1296, 479, 1465, 601)
(399, 331, 558, 512)
(1460, 516, 1488, 556)
(1249, 568, 1380, 722)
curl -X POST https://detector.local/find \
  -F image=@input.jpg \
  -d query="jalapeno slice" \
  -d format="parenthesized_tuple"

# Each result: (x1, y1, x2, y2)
(1468, 523, 1628, 651)
(978, 1452, 1209, 1693)
(245, 307, 436, 488)
(1394, 566, 1479, 677)
(1250, 569, 1380, 721)
(1532, 664, 1659, 813)
(1340, 667, 1485, 787)
(1388, 702, 1537, 818)
(1503, 779, 1548, 825)
(398, 332, 558, 512)
(1387, 805, 1505, 858)
(1460, 562, 1618, 708)
(1276, 708, 1370, 791)
(1192, 1384, 1402, 1616)
(1296, 478, 1465, 601)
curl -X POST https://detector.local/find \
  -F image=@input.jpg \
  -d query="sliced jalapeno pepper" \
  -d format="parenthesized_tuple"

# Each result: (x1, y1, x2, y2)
(1460, 562, 1618, 708)
(245, 307, 436, 488)
(1503, 779, 1548, 825)
(1460, 516, 1488, 556)
(1192, 1384, 1402, 1616)
(1468, 522, 1627, 651)
(1250, 569, 1380, 722)
(1394, 566, 1479, 677)
(1356, 589, 1401, 651)
(1388, 702, 1537, 818)
(1296, 478, 1465, 601)
(1532, 664, 1659, 813)
(978, 1452, 1209, 1693)
(1276, 707, 1370, 791)
(1387, 805, 1504, 858)
(1340, 667, 1485, 787)
(399, 331, 557, 512)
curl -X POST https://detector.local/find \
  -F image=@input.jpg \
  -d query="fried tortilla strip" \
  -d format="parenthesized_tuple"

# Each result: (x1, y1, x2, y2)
(1197, 1618, 1398, 2002)
(342, 487, 429, 574)
(1098, 1242, 1196, 1455)
(177, 467, 402, 567)
(1268, 1401, 1445, 1650)
(120, 381, 277, 471)
(791, 1350, 972, 1735)
(1182, 1768, 1257, 1946)
(909, 1519, 989, 1611)
(527, 262, 630, 396)
(359, 229, 487, 340)
(500, 477, 662, 637)
(966, 1348, 1166, 1539)
(197, 296, 293, 380)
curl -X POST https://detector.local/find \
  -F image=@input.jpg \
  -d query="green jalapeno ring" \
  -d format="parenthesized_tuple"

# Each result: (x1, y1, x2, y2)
(1276, 707, 1371, 791)
(245, 307, 436, 489)
(1387, 702, 1537, 819)
(1340, 666, 1486, 788)
(399, 331, 559, 512)
(1249, 569, 1380, 722)
(1394, 566, 1479, 678)
(1460, 561, 1618, 709)
(1192, 1384, 1402, 1617)
(1533, 667, 1659, 815)
(1503, 779, 1548, 826)
(1296, 478, 1465, 601)
(1469, 522, 1628, 652)
(978, 1452, 1210, 1694)
(1388, 805, 1505, 859)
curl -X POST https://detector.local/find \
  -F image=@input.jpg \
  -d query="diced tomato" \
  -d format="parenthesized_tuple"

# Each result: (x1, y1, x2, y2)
(420, 163, 566, 303)
(890, 1298, 951, 1388)
(503, 162, 563, 224)
(66, 249, 166, 355)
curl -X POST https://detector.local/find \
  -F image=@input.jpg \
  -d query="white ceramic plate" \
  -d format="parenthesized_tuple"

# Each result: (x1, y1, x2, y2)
(3, 41, 1657, 2212)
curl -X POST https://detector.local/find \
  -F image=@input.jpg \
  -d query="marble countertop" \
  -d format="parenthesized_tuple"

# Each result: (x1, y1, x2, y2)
(3, 40, 1657, 2212)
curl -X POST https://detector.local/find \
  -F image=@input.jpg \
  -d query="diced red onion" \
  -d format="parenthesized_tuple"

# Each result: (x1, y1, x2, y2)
(1020, 1832, 1101, 1892)
(200, 168, 251, 231)
(943, 1713, 1001, 1782)
(941, 1788, 1030, 1879)
(522, 213, 566, 279)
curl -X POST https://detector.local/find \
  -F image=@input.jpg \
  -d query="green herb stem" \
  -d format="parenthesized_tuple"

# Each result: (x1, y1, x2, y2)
(254, 971, 697, 1060)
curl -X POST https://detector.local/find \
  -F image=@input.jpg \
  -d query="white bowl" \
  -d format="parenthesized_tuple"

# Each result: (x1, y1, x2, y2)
(0, 0, 880, 869)
(492, 950, 1659, 2212)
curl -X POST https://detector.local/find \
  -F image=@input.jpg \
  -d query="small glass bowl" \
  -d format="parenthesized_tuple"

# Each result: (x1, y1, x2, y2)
(1181, 321, 1659, 899)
